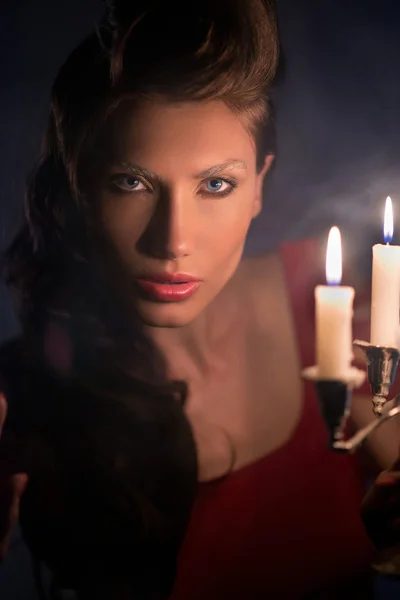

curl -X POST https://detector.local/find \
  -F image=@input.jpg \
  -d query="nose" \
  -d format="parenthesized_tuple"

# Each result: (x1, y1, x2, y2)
(139, 185, 194, 260)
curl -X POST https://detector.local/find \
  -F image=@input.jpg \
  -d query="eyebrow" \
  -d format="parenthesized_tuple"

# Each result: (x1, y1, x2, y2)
(119, 162, 160, 181)
(193, 160, 247, 179)
(117, 159, 247, 182)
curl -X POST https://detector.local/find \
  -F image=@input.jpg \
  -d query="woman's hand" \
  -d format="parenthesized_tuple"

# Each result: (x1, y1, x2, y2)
(361, 461, 400, 576)
(0, 393, 28, 561)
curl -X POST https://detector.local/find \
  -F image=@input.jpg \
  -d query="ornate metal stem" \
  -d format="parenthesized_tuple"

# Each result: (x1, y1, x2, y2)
(303, 341, 400, 452)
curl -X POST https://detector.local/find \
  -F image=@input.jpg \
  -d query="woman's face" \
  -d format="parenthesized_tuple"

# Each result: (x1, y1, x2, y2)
(94, 99, 271, 327)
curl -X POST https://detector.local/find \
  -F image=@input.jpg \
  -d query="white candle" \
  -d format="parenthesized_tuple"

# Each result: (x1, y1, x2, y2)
(315, 226, 355, 379)
(370, 196, 400, 348)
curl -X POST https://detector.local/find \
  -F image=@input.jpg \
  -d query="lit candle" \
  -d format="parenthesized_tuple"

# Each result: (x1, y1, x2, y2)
(370, 196, 400, 348)
(315, 226, 355, 379)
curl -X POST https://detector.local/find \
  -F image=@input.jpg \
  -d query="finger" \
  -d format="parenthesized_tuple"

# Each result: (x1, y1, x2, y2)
(362, 471, 400, 513)
(0, 473, 28, 562)
(362, 489, 399, 526)
(0, 393, 7, 434)
(0, 474, 28, 535)
(376, 471, 400, 486)
(362, 480, 400, 549)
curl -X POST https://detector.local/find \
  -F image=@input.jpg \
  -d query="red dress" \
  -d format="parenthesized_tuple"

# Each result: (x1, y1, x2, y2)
(171, 239, 375, 600)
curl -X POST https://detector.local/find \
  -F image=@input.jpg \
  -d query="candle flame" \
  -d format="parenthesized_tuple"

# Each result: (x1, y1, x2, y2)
(384, 196, 394, 244)
(326, 226, 342, 285)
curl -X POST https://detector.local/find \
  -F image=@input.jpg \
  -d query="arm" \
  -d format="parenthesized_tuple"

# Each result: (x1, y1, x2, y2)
(0, 392, 28, 561)
(0, 340, 28, 561)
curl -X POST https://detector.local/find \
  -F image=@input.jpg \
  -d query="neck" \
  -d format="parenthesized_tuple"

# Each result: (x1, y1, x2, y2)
(144, 277, 242, 381)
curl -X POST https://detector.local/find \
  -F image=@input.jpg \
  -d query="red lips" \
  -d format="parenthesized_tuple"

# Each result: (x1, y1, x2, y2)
(135, 273, 202, 302)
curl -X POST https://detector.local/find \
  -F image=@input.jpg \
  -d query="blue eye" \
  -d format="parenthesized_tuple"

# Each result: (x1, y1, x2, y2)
(206, 178, 224, 192)
(202, 178, 235, 196)
(112, 175, 147, 192)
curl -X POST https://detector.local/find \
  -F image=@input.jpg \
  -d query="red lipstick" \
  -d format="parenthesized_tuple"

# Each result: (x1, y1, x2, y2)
(136, 273, 201, 302)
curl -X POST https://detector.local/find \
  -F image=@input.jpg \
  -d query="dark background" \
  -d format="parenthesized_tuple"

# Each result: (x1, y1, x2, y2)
(1, 2, 400, 597)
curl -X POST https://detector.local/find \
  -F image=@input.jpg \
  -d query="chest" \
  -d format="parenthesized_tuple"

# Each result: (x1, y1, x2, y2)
(173, 444, 371, 600)
(184, 299, 304, 478)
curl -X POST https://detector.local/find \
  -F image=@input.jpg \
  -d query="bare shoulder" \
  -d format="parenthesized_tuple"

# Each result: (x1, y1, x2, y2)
(235, 236, 321, 294)
(233, 252, 288, 331)
(236, 252, 282, 289)
(239, 252, 286, 295)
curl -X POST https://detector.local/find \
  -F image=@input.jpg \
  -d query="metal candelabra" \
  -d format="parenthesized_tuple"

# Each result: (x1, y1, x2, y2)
(303, 341, 400, 452)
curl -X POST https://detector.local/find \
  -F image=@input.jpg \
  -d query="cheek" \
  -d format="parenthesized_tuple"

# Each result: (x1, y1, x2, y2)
(199, 189, 256, 252)
(98, 197, 151, 256)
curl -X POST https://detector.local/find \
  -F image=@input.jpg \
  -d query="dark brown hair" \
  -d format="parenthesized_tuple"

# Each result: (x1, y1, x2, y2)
(0, 338, 197, 599)
(3, 0, 279, 342)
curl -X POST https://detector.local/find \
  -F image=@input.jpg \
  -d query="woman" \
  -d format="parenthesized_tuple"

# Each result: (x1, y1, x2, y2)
(0, 0, 398, 597)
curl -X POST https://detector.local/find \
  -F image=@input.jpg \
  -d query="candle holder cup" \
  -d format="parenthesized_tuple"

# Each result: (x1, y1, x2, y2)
(303, 343, 400, 453)
(313, 379, 351, 449)
(353, 340, 400, 414)
(303, 365, 366, 452)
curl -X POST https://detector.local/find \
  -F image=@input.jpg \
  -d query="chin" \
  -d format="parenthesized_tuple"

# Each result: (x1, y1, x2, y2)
(136, 299, 203, 328)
